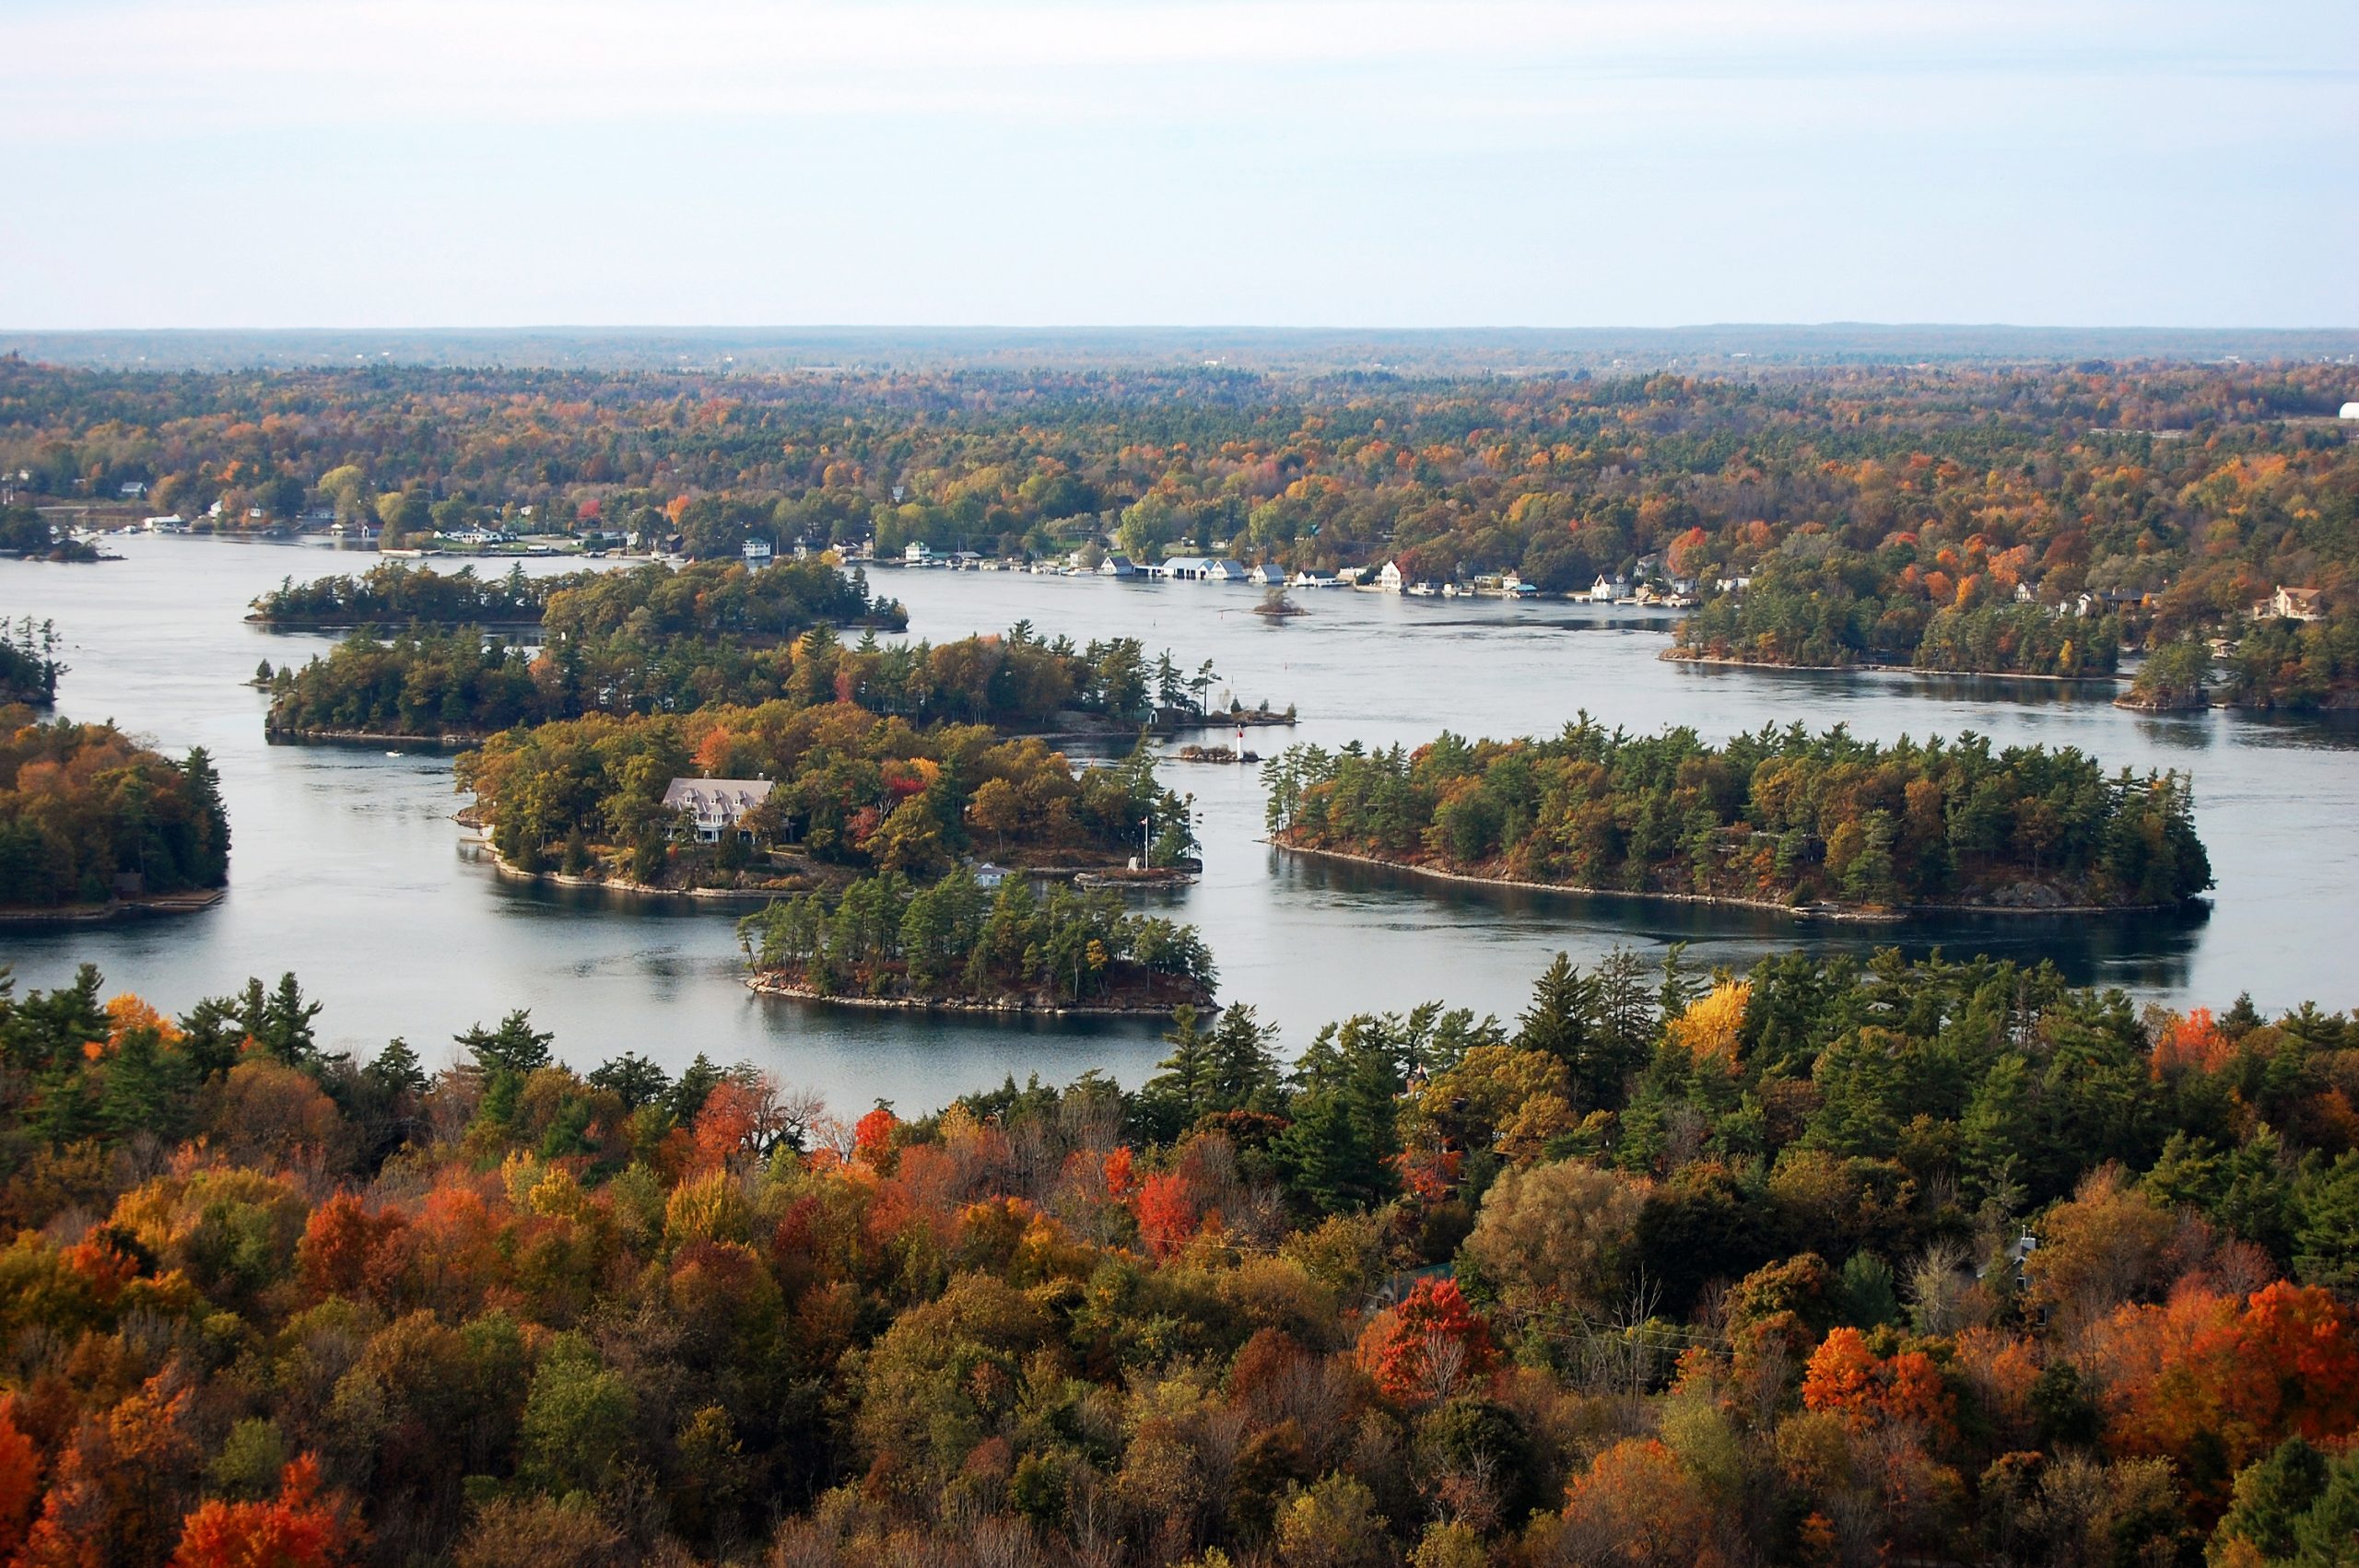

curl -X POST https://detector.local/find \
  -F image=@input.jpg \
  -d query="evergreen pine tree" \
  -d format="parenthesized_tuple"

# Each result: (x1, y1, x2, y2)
(456, 1009, 553, 1077)
(588, 1050, 672, 1110)
(1140, 1005, 1215, 1141)
(668, 1053, 724, 1121)
(366, 1036, 430, 1097)
(182, 746, 230, 885)
(1208, 1003, 1283, 1114)
(1273, 1018, 1403, 1213)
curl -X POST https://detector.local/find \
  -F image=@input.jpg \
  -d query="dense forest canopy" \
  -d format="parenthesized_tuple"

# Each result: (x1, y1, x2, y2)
(0, 709, 229, 908)
(1263, 720, 2212, 913)
(3, 945, 2358, 1565)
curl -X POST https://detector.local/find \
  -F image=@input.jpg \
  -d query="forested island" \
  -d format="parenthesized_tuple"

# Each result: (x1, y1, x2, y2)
(737, 865, 1215, 1012)
(456, 704, 1193, 891)
(259, 559, 1229, 744)
(1262, 720, 2212, 915)
(249, 562, 579, 628)
(0, 708, 229, 913)
(0, 503, 100, 564)
(263, 559, 913, 740)
(4, 945, 2359, 1564)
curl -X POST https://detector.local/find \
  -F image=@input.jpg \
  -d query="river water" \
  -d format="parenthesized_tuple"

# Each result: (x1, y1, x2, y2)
(2, 537, 2353, 1113)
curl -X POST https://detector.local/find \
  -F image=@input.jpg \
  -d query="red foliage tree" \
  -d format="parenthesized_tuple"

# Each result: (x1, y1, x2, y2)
(1101, 1145, 1136, 1199)
(1358, 1278, 1496, 1405)
(852, 1106, 898, 1169)
(170, 1456, 353, 1568)
(1133, 1172, 1197, 1260)
(296, 1192, 409, 1305)
(0, 1396, 38, 1562)
(690, 1079, 760, 1174)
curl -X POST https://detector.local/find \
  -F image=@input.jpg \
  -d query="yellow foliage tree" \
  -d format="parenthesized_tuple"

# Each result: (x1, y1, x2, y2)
(1669, 981, 1750, 1074)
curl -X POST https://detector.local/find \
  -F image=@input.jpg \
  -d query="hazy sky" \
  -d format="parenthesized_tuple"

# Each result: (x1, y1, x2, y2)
(4, 0, 2353, 329)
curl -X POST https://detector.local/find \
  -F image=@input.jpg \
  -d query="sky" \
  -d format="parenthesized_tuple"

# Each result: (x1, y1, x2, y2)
(2, 0, 2353, 330)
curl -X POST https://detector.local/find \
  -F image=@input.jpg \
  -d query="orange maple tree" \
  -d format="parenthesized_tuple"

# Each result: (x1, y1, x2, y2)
(170, 1457, 353, 1568)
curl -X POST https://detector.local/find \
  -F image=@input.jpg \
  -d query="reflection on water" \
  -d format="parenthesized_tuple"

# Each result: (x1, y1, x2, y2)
(1278, 850, 2208, 994)
(0, 536, 2351, 1113)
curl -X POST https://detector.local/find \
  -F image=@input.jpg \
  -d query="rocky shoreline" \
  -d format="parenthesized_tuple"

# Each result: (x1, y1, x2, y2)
(745, 970, 1200, 1017)
(1661, 649, 2122, 685)
(475, 839, 808, 902)
(1271, 839, 2188, 921)
(268, 726, 487, 747)
(0, 887, 226, 926)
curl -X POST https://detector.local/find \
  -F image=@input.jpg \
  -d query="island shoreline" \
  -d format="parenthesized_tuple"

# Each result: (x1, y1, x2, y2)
(1268, 839, 2193, 922)
(0, 887, 226, 926)
(1660, 649, 2123, 685)
(744, 971, 1203, 1018)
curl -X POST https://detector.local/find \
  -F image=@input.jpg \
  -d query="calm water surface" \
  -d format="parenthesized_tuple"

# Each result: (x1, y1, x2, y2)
(2, 537, 2354, 1111)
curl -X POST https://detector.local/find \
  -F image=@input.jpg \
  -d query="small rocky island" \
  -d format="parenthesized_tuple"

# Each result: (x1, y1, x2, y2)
(737, 866, 1216, 1015)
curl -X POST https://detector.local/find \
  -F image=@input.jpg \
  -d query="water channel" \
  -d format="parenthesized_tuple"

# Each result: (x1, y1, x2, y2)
(2, 536, 2353, 1112)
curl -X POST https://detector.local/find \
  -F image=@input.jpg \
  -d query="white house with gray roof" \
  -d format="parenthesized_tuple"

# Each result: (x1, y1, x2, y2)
(663, 778, 775, 842)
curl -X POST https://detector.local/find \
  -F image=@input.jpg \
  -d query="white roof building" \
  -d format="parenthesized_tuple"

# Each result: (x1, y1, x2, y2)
(663, 778, 776, 842)
(1161, 556, 1250, 581)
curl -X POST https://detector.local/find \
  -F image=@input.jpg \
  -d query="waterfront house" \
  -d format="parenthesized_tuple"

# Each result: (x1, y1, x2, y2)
(903, 542, 934, 565)
(663, 778, 775, 843)
(2253, 585, 2324, 623)
(1376, 560, 1405, 593)
(1248, 561, 1287, 586)
(1589, 574, 1631, 603)
(1290, 568, 1339, 589)
(1098, 554, 1141, 578)
(1162, 556, 1249, 581)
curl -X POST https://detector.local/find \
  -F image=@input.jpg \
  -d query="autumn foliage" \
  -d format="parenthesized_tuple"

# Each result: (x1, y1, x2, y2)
(0, 948, 2353, 1564)
(169, 1458, 351, 1568)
